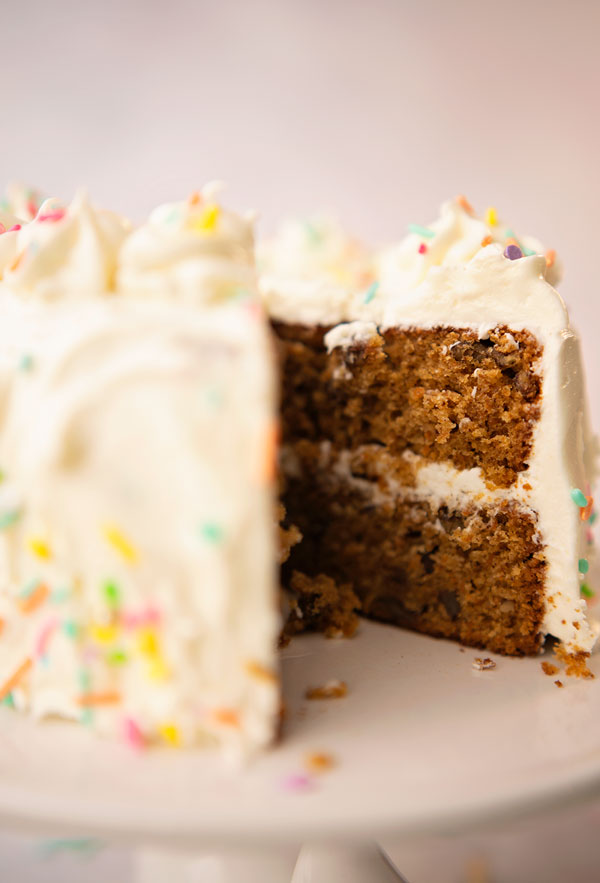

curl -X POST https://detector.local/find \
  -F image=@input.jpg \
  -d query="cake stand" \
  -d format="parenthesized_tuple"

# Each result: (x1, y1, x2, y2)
(1, 613, 600, 882)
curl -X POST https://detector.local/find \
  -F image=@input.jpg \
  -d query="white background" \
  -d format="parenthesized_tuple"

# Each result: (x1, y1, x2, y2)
(1, 1, 599, 879)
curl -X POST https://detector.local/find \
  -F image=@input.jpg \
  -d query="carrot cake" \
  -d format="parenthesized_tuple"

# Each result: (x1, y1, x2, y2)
(260, 199, 597, 659)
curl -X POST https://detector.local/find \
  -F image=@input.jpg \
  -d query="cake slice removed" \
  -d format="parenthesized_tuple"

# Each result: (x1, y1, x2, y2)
(261, 199, 597, 660)
(0, 188, 280, 756)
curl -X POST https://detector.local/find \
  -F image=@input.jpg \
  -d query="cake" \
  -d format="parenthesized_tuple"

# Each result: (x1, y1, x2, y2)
(260, 198, 597, 661)
(0, 187, 281, 757)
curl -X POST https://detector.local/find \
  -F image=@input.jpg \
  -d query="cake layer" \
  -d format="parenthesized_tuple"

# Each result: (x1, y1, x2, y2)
(282, 440, 546, 656)
(275, 322, 542, 489)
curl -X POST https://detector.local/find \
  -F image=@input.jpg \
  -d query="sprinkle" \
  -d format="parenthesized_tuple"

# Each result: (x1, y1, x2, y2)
(123, 716, 145, 750)
(136, 628, 159, 656)
(200, 522, 224, 543)
(50, 586, 71, 604)
(121, 606, 161, 629)
(581, 497, 595, 521)
(545, 248, 556, 269)
(159, 722, 180, 746)
(281, 773, 313, 792)
(363, 280, 380, 304)
(522, 245, 537, 257)
(408, 223, 436, 239)
(0, 223, 4, 235)
(102, 524, 138, 564)
(260, 419, 280, 483)
(456, 195, 474, 214)
(571, 487, 588, 507)
(0, 657, 32, 701)
(146, 657, 170, 682)
(189, 203, 220, 233)
(586, 528, 594, 545)
(18, 582, 49, 614)
(485, 207, 498, 226)
(107, 648, 128, 665)
(589, 512, 598, 526)
(581, 584, 595, 599)
(27, 537, 52, 560)
(0, 617, 3, 636)
(8, 224, 21, 233)
(245, 660, 278, 683)
(90, 623, 119, 644)
(102, 580, 121, 608)
(1, 692, 14, 708)
(480, 235, 493, 247)
(0, 509, 21, 530)
(76, 690, 121, 707)
(305, 751, 336, 774)
(9, 250, 25, 272)
(62, 620, 79, 639)
(37, 208, 66, 223)
(212, 707, 240, 728)
(188, 191, 202, 206)
(306, 679, 348, 700)
(18, 354, 34, 372)
(35, 618, 58, 659)
(579, 558, 590, 574)
(504, 244, 523, 261)
(418, 243, 427, 254)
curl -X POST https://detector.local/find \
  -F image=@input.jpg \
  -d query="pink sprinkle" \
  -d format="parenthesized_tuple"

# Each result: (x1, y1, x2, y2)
(121, 606, 161, 629)
(418, 243, 427, 254)
(9, 224, 22, 232)
(123, 716, 146, 751)
(35, 617, 59, 659)
(281, 773, 313, 792)
(26, 200, 38, 219)
(587, 528, 594, 545)
(38, 209, 66, 224)
(0, 223, 5, 235)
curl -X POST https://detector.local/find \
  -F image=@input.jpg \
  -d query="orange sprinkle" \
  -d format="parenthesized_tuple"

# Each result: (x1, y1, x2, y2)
(260, 419, 280, 483)
(480, 234, 493, 247)
(18, 583, 49, 615)
(0, 657, 32, 701)
(212, 708, 240, 728)
(581, 496, 594, 521)
(77, 690, 122, 707)
(456, 195, 474, 215)
(505, 237, 520, 248)
(545, 248, 556, 269)
(305, 751, 336, 774)
(245, 660, 278, 684)
(9, 250, 25, 273)
(0, 618, 4, 637)
(188, 191, 202, 206)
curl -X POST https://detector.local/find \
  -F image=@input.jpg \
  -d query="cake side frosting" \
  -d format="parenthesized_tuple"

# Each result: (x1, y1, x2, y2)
(0, 187, 280, 755)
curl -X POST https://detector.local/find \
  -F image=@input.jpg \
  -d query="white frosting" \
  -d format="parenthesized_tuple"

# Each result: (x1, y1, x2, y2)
(0, 183, 44, 221)
(3, 192, 130, 301)
(0, 190, 280, 756)
(258, 215, 374, 325)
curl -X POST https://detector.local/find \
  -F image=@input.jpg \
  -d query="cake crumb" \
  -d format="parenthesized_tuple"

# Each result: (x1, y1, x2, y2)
(473, 657, 496, 671)
(555, 680, 564, 688)
(305, 751, 336, 774)
(280, 572, 360, 645)
(277, 503, 302, 564)
(554, 644, 595, 679)
(541, 661, 559, 676)
(306, 679, 348, 700)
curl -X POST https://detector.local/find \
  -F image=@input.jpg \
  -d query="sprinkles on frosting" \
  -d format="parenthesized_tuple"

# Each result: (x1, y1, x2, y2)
(408, 223, 436, 239)
(102, 524, 138, 564)
(363, 280, 379, 304)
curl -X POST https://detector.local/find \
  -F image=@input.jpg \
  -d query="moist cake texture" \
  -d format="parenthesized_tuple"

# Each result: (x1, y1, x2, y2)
(260, 200, 597, 658)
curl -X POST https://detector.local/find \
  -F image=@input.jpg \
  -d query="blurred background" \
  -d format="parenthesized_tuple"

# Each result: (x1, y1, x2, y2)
(1, 0, 599, 879)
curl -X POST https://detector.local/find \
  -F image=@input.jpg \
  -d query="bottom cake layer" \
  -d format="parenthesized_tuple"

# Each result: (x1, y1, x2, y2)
(281, 442, 547, 656)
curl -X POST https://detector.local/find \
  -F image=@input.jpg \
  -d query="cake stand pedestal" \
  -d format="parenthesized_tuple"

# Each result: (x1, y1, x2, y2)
(1, 616, 600, 882)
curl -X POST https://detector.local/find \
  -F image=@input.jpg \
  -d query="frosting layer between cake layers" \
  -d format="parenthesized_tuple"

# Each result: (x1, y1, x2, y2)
(0, 187, 280, 756)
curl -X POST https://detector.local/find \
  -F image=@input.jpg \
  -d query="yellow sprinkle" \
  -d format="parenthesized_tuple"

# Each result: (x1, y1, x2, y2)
(245, 660, 278, 684)
(136, 628, 159, 656)
(188, 204, 220, 233)
(90, 623, 119, 644)
(103, 524, 138, 564)
(147, 657, 170, 682)
(27, 537, 52, 560)
(485, 206, 498, 226)
(159, 722, 180, 746)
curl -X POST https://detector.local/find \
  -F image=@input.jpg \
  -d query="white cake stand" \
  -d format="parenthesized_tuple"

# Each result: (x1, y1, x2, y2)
(1, 615, 600, 882)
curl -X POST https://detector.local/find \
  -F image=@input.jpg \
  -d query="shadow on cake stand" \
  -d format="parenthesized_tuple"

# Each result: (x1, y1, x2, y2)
(1, 615, 600, 882)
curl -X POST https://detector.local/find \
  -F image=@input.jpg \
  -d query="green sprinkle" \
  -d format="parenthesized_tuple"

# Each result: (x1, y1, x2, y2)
(579, 558, 590, 574)
(589, 512, 597, 525)
(522, 246, 536, 257)
(408, 223, 436, 239)
(581, 583, 595, 599)
(18, 577, 41, 601)
(505, 227, 517, 240)
(571, 488, 588, 507)
(102, 580, 120, 609)
(0, 509, 21, 530)
(62, 620, 79, 639)
(107, 649, 128, 666)
(18, 354, 34, 372)
(363, 281, 380, 305)
(201, 522, 224, 543)
(50, 587, 71, 604)
(1, 692, 15, 708)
